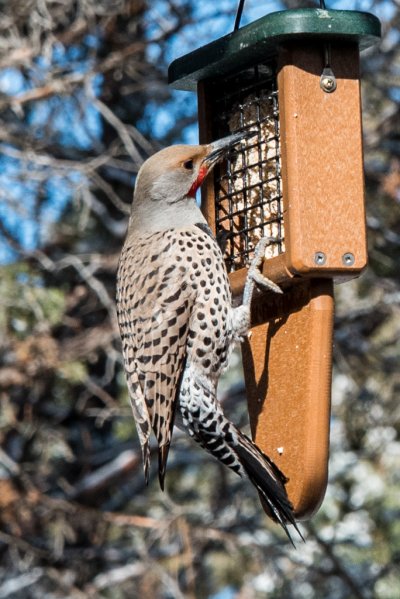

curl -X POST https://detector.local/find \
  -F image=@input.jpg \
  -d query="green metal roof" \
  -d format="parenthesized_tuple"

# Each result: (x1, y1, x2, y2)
(168, 9, 381, 91)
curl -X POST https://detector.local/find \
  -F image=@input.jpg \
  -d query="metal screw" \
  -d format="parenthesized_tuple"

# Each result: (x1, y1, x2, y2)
(342, 252, 355, 266)
(321, 76, 335, 92)
(314, 251, 326, 266)
(320, 67, 337, 93)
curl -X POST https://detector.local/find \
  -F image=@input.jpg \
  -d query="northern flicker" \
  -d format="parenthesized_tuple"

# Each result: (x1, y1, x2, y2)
(116, 132, 301, 541)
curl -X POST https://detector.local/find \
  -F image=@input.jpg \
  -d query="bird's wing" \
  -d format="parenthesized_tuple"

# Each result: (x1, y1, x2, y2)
(116, 230, 195, 487)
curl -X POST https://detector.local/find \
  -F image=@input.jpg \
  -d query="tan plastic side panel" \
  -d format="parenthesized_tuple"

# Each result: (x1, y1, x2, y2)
(198, 81, 217, 231)
(278, 44, 367, 278)
(242, 279, 334, 519)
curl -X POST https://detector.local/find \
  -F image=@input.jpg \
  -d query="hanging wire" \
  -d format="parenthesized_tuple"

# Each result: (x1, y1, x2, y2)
(234, 0, 246, 31)
(235, 0, 328, 31)
(233, 0, 326, 31)
(319, 0, 330, 67)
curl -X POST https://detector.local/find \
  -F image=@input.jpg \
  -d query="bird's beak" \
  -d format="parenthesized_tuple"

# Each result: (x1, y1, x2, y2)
(187, 130, 257, 199)
(203, 130, 256, 168)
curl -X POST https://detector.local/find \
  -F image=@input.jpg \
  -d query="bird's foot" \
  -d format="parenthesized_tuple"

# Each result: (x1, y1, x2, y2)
(249, 268, 283, 295)
(243, 237, 283, 307)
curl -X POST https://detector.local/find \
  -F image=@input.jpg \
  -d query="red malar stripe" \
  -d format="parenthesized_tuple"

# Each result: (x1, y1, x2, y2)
(188, 165, 208, 198)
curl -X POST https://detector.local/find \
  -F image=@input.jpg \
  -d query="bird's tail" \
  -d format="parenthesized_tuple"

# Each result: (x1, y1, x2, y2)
(234, 430, 303, 544)
(179, 372, 302, 543)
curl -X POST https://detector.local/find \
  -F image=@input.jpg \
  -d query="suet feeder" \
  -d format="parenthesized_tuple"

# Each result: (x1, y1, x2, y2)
(169, 8, 380, 519)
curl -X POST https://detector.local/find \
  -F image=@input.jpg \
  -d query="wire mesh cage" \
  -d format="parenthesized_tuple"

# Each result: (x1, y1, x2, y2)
(169, 8, 381, 519)
(209, 65, 284, 272)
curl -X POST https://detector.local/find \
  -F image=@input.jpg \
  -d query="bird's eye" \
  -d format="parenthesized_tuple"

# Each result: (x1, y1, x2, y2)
(183, 159, 194, 170)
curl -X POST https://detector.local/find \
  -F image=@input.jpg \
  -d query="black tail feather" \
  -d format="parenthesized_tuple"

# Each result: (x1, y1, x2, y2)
(235, 432, 304, 545)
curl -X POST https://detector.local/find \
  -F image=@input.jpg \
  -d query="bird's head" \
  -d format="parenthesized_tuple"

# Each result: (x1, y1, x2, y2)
(128, 131, 253, 234)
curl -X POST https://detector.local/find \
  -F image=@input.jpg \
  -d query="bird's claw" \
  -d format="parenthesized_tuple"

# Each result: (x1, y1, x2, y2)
(249, 268, 283, 295)
(243, 237, 283, 306)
